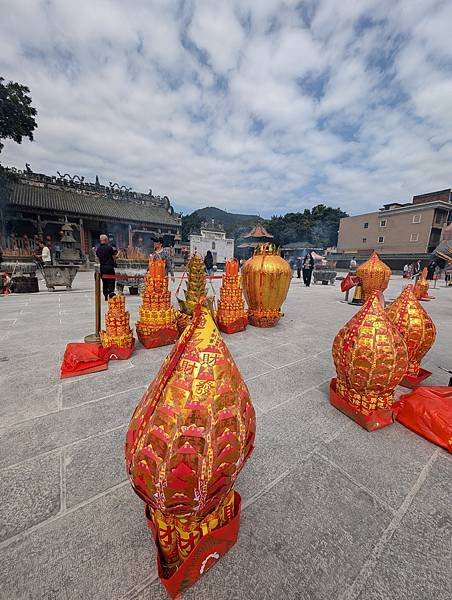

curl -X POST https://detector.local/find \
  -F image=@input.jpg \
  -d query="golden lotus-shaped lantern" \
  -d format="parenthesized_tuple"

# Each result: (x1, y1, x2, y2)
(125, 301, 255, 590)
(386, 284, 436, 376)
(331, 291, 408, 429)
(356, 251, 391, 301)
(241, 243, 292, 327)
(178, 254, 207, 316)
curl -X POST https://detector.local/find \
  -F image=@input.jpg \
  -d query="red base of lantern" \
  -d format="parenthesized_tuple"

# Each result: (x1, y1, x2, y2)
(329, 379, 395, 431)
(137, 326, 179, 349)
(146, 492, 242, 600)
(399, 368, 432, 389)
(104, 337, 135, 360)
(218, 316, 248, 334)
(248, 315, 281, 328)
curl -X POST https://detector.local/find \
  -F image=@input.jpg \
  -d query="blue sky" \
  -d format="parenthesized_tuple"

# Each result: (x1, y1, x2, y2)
(1, 0, 451, 217)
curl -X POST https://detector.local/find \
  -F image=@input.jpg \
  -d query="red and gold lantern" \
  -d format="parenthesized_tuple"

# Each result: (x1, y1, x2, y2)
(413, 268, 430, 300)
(126, 301, 255, 598)
(356, 251, 391, 301)
(100, 293, 134, 358)
(241, 243, 292, 327)
(330, 291, 408, 430)
(217, 258, 248, 334)
(386, 284, 436, 384)
(136, 258, 178, 348)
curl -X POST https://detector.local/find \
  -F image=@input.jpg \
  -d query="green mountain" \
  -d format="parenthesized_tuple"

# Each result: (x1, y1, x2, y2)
(182, 206, 261, 240)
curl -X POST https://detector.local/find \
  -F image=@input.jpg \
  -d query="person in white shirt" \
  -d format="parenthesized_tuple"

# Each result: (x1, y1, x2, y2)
(349, 257, 357, 270)
(41, 243, 52, 265)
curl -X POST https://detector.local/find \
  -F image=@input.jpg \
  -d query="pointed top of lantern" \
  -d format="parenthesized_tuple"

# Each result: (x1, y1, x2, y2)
(385, 284, 436, 376)
(332, 290, 408, 411)
(356, 251, 392, 300)
(126, 298, 256, 517)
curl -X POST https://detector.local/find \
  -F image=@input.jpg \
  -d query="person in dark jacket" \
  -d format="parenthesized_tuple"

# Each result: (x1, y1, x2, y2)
(302, 251, 314, 287)
(204, 250, 214, 275)
(96, 234, 117, 300)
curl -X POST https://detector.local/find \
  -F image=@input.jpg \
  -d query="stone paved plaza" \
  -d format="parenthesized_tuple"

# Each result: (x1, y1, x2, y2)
(0, 272, 450, 600)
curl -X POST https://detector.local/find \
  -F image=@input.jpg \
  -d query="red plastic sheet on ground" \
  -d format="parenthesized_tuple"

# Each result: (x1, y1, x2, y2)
(146, 492, 242, 600)
(340, 274, 360, 293)
(60, 340, 135, 378)
(60, 343, 110, 378)
(395, 387, 452, 452)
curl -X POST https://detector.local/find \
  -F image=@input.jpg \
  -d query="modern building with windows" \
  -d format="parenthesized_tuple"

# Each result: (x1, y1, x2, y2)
(189, 220, 234, 267)
(337, 189, 452, 260)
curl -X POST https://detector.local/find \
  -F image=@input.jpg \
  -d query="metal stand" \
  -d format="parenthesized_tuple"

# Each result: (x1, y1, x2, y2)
(84, 271, 101, 343)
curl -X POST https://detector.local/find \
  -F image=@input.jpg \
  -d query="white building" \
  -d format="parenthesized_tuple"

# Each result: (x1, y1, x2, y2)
(189, 221, 234, 267)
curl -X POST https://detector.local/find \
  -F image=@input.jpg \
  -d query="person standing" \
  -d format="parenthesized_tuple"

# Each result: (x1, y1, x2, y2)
(41, 242, 52, 266)
(151, 237, 175, 281)
(349, 257, 357, 271)
(96, 234, 117, 300)
(403, 263, 409, 278)
(302, 251, 314, 287)
(296, 256, 302, 279)
(204, 250, 214, 276)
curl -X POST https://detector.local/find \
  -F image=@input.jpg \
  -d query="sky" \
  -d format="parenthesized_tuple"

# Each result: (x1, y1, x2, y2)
(1, 0, 451, 217)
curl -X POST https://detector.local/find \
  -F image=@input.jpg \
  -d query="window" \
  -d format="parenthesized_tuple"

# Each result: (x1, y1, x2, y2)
(362, 237, 367, 243)
(410, 233, 419, 242)
(212, 241, 216, 250)
(363, 222, 369, 228)
(412, 214, 421, 224)
(378, 236, 385, 243)
(380, 219, 386, 227)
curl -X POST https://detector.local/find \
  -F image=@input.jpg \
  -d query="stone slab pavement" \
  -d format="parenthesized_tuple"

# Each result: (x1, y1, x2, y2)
(0, 271, 450, 600)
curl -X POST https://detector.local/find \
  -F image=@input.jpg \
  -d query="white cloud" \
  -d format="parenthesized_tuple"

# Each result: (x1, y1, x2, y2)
(1, 0, 451, 216)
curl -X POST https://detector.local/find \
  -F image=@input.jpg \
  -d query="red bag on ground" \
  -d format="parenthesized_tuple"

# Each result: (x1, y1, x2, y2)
(60, 343, 109, 378)
(395, 387, 452, 453)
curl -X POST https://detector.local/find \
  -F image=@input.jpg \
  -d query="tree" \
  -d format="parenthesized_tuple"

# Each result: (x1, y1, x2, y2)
(0, 77, 38, 152)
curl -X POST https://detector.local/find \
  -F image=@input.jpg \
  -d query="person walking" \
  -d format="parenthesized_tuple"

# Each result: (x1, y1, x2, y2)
(302, 251, 314, 287)
(204, 250, 214, 276)
(96, 234, 117, 300)
(403, 263, 409, 278)
(296, 256, 303, 279)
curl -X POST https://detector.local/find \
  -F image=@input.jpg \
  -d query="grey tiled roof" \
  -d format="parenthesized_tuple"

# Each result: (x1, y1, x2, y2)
(9, 182, 179, 227)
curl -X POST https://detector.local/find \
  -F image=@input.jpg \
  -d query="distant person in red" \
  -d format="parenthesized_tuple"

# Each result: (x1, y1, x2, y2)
(96, 234, 117, 300)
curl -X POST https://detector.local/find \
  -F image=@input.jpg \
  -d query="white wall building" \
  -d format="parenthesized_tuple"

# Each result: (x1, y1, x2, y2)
(189, 222, 234, 266)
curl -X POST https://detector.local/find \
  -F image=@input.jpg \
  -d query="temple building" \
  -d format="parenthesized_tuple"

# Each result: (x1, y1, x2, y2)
(189, 220, 234, 267)
(0, 164, 182, 262)
(237, 223, 274, 258)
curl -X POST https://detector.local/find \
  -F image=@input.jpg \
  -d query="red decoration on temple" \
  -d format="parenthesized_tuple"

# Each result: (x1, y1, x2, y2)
(217, 258, 248, 334)
(136, 258, 178, 348)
